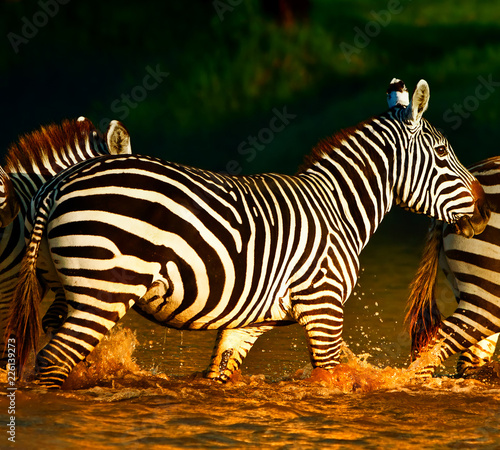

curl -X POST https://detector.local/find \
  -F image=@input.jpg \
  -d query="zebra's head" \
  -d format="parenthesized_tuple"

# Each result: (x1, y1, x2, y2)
(0, 118, 132, 229)
(387, 78, 489, 238)
(77, 117, 132, 156)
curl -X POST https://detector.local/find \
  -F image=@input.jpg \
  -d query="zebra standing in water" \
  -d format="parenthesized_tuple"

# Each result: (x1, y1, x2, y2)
(7, 79, 489, 388)
(407, 156, 500, 377)
(0, 118, 131, 363)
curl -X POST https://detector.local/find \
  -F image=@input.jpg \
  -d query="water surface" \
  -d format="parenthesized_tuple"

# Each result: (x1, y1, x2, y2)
(1, 215, 499, 449)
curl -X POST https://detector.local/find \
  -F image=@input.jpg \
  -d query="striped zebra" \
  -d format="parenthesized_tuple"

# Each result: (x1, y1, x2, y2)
(0, 118, 131, 365)
(7, 79, 490, 388)
(406, 156, 500, 377)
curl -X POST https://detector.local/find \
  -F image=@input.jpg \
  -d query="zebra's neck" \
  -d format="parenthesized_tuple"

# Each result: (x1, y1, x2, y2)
(298, 114, 398, 254)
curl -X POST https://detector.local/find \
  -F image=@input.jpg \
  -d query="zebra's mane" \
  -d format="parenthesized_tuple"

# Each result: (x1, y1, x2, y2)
(3, 118, 102, 175)
(297, 118, 374, 174)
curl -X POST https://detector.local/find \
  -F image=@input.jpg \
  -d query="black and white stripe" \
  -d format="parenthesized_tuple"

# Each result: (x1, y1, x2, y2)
(0, 118, 131, 361)
(8, 79, 489, 388)
(407, 156, 500, 376)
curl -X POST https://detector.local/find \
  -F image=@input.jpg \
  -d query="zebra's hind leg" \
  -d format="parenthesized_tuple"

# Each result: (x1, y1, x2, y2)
(41, 290, 68, 335)
(410, 314, 500, 378)
(35, 300, 133, 388)
(457, 333, 500, 376)
(204, 325, 274, 382)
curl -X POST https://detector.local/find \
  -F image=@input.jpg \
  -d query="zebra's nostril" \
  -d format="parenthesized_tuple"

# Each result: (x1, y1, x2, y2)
(454, 216, 475, 238)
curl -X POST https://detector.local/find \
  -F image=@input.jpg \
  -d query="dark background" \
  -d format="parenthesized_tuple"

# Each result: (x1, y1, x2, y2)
(1, 0, 499, 179)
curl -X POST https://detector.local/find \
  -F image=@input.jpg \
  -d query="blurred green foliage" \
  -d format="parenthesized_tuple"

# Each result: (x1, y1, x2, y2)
(1, 0, 500, 174)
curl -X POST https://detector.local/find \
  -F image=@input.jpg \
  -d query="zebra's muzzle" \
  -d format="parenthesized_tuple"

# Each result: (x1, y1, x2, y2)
(454, 181, 491, 238)
(455, 215, 477, 238)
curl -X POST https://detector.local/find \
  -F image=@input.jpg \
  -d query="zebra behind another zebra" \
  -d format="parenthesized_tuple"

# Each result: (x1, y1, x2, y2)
(407, 157, 500, 377)
(7, 79, 490, 388)
(0, 118, 131, 365)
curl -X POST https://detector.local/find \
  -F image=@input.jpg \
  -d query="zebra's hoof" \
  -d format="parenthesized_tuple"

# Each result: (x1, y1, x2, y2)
(459, 362, 500, 383)
(203, 369, 241, 384)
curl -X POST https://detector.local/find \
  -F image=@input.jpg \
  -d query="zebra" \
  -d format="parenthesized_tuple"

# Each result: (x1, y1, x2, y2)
(406, 156, 500, 377)
(6, 79, 490, 388)
(0, 117, 131, 365)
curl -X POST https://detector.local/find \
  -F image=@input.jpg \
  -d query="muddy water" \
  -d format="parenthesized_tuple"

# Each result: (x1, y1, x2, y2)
(1, 215, 500, 449)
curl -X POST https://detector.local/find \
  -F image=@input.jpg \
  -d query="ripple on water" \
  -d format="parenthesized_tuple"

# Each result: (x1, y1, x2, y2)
(1, 326, 500, 449)
(1, 325, 500, 397)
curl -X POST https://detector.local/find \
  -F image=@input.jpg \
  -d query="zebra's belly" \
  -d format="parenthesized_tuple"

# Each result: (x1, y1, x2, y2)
(135, 303, 294, 330)
(134, 261, 294, 330)
(134, 299, 294, 330)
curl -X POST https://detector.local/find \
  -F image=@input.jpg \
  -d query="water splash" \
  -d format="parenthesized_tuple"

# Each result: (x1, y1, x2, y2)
(62, 326, 146, 390)
(292, 343, 500, 393)
(294, 344, 411, 392)
(6, 326, 499, 394)
(407, 339, 445, 373)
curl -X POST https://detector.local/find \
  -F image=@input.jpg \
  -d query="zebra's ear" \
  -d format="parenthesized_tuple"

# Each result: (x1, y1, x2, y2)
(405, 80, 430, 122)
(0, 167, 20, 228)
(106, 120, 132, 155)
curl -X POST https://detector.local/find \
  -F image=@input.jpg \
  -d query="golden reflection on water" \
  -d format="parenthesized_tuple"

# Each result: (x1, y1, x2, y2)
(0, 220, 499, 448)
(1, 321, 499, 449)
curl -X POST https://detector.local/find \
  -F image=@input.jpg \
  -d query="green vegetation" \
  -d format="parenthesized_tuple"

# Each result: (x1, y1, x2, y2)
(2, 0, 500, 173)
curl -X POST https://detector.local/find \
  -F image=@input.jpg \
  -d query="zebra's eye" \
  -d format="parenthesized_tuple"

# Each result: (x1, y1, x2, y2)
(435, 145, 448, 157)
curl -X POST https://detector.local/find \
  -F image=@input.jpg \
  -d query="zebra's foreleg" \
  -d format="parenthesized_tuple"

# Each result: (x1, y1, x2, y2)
(457, 333, 500, 376)
(293, 301, 344, 371)
(35, 298, 133, 388)
(204, 325, 274, 382)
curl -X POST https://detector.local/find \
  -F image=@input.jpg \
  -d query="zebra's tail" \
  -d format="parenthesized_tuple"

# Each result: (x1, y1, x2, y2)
(405, 220, 443, 358)
(4, 210, 46, 379)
